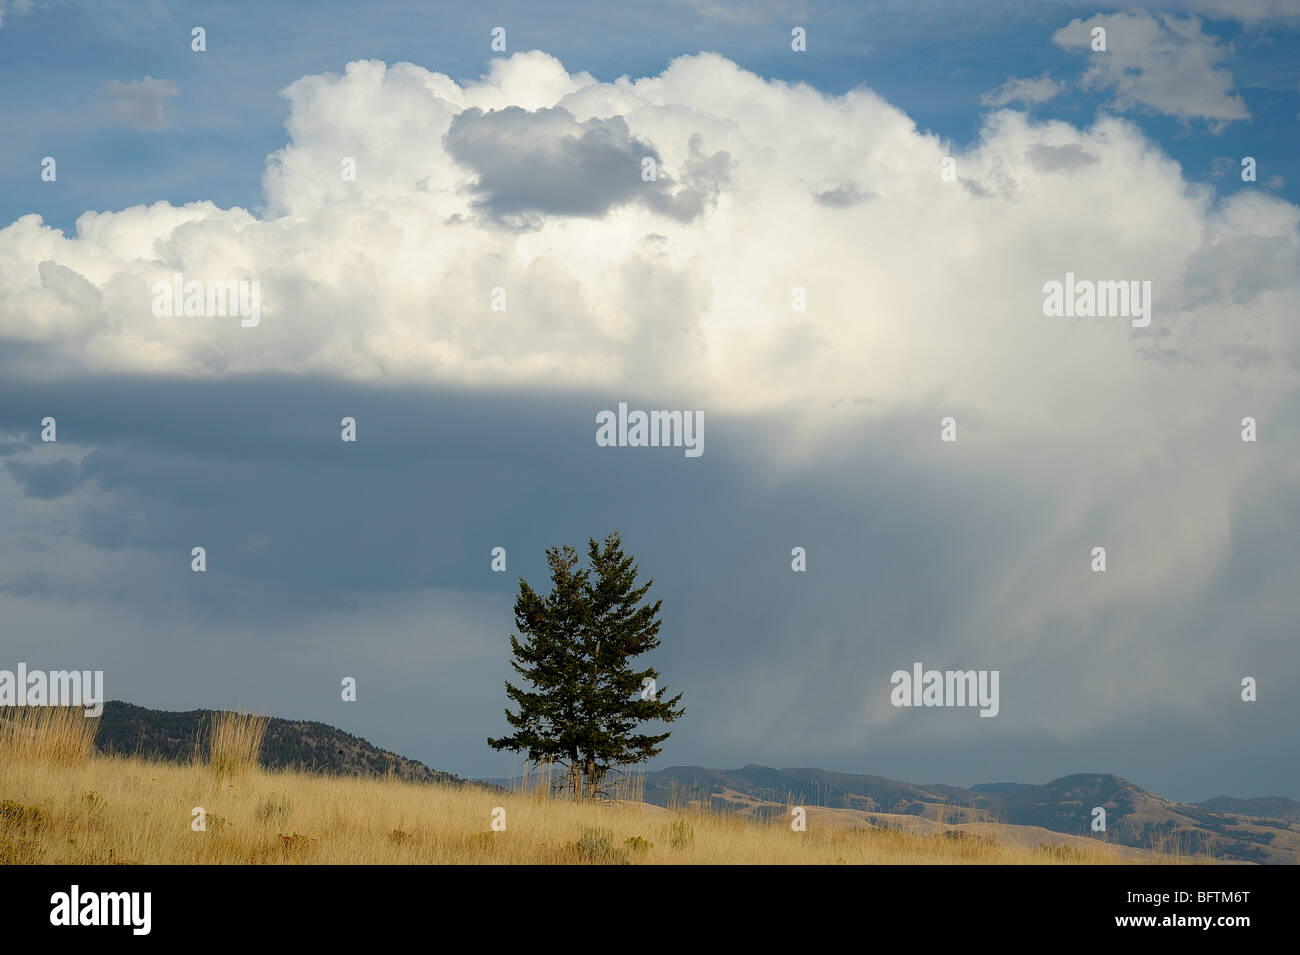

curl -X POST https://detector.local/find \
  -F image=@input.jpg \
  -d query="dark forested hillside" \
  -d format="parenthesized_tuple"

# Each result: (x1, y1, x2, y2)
(94, 701, 463, 785)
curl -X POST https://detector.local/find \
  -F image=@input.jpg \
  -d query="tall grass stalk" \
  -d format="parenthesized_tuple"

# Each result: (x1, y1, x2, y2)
(205, 710, 268, 778)
(0, 706, 99, 764)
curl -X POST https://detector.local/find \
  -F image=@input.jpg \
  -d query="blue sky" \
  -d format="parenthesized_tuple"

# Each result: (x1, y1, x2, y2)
(1, 0, 1298, 803)
(3, 0, 1297, 230)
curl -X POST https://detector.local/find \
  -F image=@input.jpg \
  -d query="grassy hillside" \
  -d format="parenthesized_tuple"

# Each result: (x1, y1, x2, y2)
(3, 749, 1165, 865)
(0, 706, 1159, 865)
(90, 705, 1300, 863)
(632, 766, 1300, 864)
(6, 705, 1285, 864)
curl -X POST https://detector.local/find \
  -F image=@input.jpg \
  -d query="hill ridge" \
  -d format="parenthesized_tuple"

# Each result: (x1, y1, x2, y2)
(628, 764, 1298, 864)
(94, 700, 463, 785)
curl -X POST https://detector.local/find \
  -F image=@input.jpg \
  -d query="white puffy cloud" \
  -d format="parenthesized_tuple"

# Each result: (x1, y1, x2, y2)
(1, 51, 1290, 411)
(1053, 11, 1250, 128)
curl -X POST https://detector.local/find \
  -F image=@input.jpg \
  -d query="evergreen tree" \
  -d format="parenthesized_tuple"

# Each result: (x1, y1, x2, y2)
(487, 532, 684, 800)
(487, 544, 590, 799)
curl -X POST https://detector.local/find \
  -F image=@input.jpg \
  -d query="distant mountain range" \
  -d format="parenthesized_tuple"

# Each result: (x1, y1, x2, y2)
(94, 703, 1298, 864)
(625, 765, 1300, 864)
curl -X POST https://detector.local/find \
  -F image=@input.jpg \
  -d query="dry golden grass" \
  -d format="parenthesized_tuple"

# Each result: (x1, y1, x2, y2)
(0, 707, 1183, 864)
(0, 706, 99, 764)
(204, 710, 268, 779)
(0, 751, 1171, 865)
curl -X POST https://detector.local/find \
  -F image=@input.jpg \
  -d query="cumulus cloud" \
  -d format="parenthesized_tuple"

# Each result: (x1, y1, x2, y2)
(100, 75, 180, 129)
(0, 50, 1278, 401)
(1, 50, 1294, 421)
(1053, 12, 1249, 128)
(981, 73, 1063, 108)
(2, 50, 1293, 412)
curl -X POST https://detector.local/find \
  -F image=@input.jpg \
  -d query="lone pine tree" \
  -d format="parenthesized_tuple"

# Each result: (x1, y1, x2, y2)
(487, 532, 684, 800)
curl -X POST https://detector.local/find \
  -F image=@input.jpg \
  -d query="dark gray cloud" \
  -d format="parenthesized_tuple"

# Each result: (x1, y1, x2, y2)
(5, 457, 86, 498)
(1026, 143, 1099, 172)
(813, 181, 871, 207)
(443, 106, 728, 224)
(0, 435, 28, 456)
